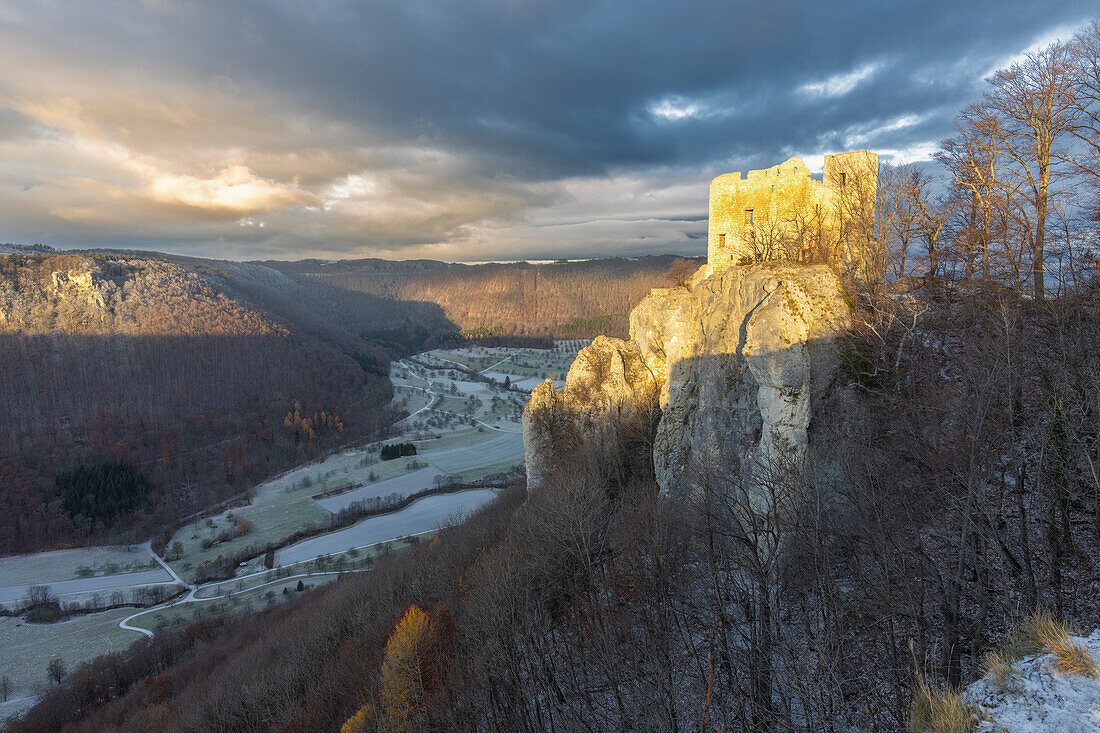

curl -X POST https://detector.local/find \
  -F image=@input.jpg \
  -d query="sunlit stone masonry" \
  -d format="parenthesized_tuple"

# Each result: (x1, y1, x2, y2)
(707, 151, 878, 271)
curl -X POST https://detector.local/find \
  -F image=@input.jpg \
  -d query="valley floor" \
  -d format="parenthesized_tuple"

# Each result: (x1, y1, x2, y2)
(0, 340, 584, 722)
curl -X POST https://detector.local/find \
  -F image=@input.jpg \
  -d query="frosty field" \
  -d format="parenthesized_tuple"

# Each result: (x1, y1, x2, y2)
(276, 489, 499, 566)
(0, 341, 585, 719)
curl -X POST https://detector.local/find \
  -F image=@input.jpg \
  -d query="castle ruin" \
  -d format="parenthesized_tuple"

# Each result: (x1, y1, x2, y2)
(707, 151, 878, 272)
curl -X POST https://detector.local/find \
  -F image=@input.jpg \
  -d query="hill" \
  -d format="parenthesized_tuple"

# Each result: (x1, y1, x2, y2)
(0, 253, 416, 554)
(14, 282, 1100, 732)
(0, 251, 686, 555)
(259, 255, 702, 339)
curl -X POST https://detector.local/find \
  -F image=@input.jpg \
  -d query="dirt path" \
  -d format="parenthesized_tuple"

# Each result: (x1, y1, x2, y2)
(397, 385, 521, 434)
(143, 540, 188, 588)
(478, 355, 514, 373)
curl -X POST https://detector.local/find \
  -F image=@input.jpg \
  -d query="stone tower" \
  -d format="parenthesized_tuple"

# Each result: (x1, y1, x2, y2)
(707, 150, 878, 272)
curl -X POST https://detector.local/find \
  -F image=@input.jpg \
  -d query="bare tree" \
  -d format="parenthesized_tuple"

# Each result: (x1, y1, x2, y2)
(939, 125, 1001, 280)
(913, 175, 948, 280)
(879, 164, 945, 281)
(1068, 21, 1100, 218)
(792, 206, 831, 265)
(24, 584, 54, 609)
(47, 657, 66, 685)
(877, 163, 912, 280)
(976, 41, 1080, 298)
(688, 453, 814, 732)
(665, 257, 698, 288)
(836, 165, 883, 288)
(746, 209, 800, 264)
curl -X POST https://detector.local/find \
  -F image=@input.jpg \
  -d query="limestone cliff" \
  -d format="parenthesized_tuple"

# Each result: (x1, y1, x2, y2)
(523, 262, 851, 492)
(523, 335, 660, 489)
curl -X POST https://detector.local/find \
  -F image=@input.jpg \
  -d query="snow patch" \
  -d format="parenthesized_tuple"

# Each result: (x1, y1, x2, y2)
(965, 629, 1100, 731)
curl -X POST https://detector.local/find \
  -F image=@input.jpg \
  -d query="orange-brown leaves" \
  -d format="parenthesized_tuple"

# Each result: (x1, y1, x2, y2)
(377, 603, 454, 733)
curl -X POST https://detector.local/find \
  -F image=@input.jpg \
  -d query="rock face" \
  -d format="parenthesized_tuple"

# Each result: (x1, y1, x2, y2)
(523, 262, 851, 493)
(523, 335, 660, 489)
(51, 268, 121, 312)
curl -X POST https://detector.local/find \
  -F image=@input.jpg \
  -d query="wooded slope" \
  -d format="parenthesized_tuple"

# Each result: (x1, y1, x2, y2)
(261, 255, 699, 338)
(0, 253, 402, 554)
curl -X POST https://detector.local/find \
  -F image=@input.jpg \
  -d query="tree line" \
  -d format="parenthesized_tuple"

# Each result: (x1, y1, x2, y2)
(264, 255, 700, 339)
(380, 442, 418, 461)
(56, 460, 149, 525)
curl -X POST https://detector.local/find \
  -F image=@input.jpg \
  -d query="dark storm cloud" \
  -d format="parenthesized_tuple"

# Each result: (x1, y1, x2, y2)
(0, 0, 1094, 259)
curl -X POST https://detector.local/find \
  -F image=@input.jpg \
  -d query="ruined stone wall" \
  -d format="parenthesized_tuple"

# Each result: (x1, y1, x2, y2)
(707, 151, 878, 271)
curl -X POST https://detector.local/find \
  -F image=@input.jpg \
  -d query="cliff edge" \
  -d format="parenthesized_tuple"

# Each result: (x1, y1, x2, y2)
(523, 262, 852, 493)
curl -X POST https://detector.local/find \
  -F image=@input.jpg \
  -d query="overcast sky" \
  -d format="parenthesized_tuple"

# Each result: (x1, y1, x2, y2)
(0, 1, 1096, 262)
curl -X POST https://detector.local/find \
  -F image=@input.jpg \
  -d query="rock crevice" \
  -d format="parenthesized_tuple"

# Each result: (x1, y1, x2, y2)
(523, 262, 851, 493)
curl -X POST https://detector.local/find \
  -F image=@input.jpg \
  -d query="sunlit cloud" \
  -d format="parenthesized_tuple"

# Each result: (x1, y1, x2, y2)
(842, 113, 929, 147)
(646, 93, 737, 123)
(799, 62, 881, 98)
(796, 141, 940, 175)
(148, 165, 316, 213)
(873, 142, 941, 165)
(650, 98, 703, 121)
(983, 20, 1089, 78)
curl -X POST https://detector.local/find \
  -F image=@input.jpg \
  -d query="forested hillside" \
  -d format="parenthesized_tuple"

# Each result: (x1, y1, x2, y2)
(15, 286, 1100, 733)
(0, 252, 683, 555)
(0, 253, 408, 554)
(261, 255, 700, 338)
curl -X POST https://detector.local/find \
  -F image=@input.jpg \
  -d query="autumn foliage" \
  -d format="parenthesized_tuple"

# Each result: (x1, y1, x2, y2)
(283, 402, 345, 443)
(377, 603, 454, 733)
(340, 703, 373, 733)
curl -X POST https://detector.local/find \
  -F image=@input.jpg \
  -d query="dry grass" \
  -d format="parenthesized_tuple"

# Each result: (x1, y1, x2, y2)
(1046, 636, 1099, 677)
(908, 677, 976, 733)
(981, 647, 1021, 690)
(1024, 610, 1098, 678)
(983, 610, 1098, 689)
(981, 624, 1034, 690)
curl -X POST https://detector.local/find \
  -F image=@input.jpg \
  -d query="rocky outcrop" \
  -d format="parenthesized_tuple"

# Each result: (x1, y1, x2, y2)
(0, 255, 289, 336)
(51, 268, 121, 312)
(523, 335, 660, 489)
(523, 262, 851, 493)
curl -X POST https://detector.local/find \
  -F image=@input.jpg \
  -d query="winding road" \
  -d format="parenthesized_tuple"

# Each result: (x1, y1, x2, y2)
(117, 567, 371, 638)
(395, 383, 522, 434)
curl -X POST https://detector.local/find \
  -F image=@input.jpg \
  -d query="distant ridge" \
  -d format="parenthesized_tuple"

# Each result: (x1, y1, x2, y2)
(0, 243, 57, 255)
(259, 254, 702, 339)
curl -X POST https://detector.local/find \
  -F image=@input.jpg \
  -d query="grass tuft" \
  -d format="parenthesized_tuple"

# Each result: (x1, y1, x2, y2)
(984, 610, 1098, 687)
(1023, 610, 1098, 678)
(908, 676, 976, 733)
(1047, 636, 1099, 677)
(981, 648, 1020, 691)
(982, 622, 1037, 690)
(1021, 608, 1068, 654)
